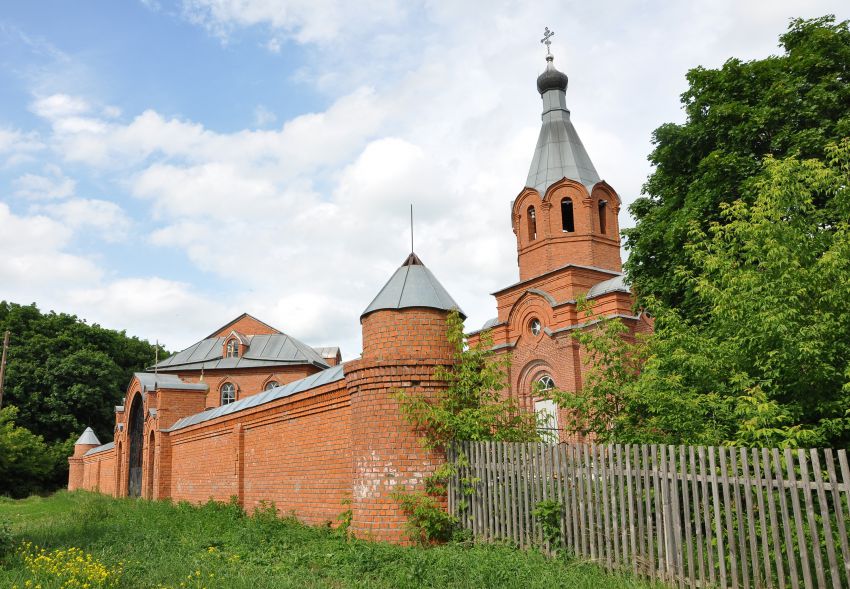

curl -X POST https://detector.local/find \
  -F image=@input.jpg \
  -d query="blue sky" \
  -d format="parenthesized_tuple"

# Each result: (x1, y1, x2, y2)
(1, 0, 847, 357)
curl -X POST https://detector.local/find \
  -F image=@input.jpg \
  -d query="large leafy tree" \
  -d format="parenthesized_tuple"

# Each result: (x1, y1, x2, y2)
(0, 302, 163, 490)
(558, 142, 850, 448)
(0, 406, 53, 498)
(624, 16, 850, 317)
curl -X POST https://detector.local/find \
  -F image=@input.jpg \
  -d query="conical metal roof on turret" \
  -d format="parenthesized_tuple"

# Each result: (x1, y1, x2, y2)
(361, 253, 465, 319)
(526, 54, 600, 195)
(74, 427, 100, 446)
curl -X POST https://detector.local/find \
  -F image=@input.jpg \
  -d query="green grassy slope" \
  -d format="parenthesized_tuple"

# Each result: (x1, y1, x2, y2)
(0, 492, 662, 589)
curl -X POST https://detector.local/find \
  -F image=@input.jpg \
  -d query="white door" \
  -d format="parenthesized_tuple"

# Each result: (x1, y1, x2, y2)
(534, 399, 560, 443)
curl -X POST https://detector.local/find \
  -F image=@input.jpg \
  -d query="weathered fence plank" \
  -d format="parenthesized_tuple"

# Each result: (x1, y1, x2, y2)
(680, 445, 695, 589)
(797, 449, 825, 589)
(824, 449, 850, 585)
(784, 448, 813, 589)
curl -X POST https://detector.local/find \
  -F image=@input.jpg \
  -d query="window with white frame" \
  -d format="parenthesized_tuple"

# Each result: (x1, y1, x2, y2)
(264, 381, 279, 391)
(225, 339, 239, 358)
(220, 382, 236, 405)
(535, 399, 559, 443)
(534, 375, 558, 443)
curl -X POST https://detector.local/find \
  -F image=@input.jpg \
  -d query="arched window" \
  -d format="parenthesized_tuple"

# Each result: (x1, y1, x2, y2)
(538, 374, 555, 392)
(264, 381, 279, 391)
(527, 206, 537, 241)
(220, 382, 236, 405)
(561, 198, 575, 232)
(225, 339, 239, 358)
(598, 199, 608, 234)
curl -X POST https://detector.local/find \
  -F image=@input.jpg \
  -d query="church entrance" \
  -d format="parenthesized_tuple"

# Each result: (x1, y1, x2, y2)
(127, 395, 144, 497)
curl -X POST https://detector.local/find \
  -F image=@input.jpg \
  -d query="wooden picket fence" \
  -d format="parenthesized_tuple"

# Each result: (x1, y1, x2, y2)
(447, 441, 850, 589)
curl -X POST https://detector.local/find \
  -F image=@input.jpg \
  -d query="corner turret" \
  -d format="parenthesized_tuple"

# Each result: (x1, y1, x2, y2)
(346, 252, 461, 542)
(68, 427, 101, 491)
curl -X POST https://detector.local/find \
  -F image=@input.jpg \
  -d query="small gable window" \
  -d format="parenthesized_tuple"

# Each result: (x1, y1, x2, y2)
(598, 199, 608, 234)
(225, 339, 239, 358)
(527, 206, 537, 241)
(561, 198, 575, 232)
(221, 382, 236, 405)
(264, 381, 279, 391)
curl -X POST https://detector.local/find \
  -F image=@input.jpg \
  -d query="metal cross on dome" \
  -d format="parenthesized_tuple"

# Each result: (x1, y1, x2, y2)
(541, 27, 554, 55)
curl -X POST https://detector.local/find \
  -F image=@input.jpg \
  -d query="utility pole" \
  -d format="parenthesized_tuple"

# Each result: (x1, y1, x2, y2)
(0, 331, 9, 410)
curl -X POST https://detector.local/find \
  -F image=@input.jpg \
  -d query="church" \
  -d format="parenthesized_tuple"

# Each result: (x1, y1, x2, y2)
(68, 48, 649, 543)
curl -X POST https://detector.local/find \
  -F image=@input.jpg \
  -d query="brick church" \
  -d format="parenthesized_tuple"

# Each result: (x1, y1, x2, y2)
(69, 51, 650, 542)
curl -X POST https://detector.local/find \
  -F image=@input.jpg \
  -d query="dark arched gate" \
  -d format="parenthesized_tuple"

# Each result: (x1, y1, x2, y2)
(127, 395, 144, 497)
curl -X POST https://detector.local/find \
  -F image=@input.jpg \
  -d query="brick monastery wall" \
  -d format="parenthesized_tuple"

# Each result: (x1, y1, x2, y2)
(165, 378, 352, 523)
(82, 452, 117, 495)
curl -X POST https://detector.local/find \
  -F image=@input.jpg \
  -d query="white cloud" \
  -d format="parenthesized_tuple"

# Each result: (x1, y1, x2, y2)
(13, 165, 75, 199)
(44, 198, 132, 242)
(0, 202, 225, 349)
(102, 105, 122, 119)
(180, 0, 406, 44)
(30, 93, 90, 119)
(67, 277, 233, 348)
(0, 127, 45, 166)
(0, 203, 101, 289)
(253, 104, 277, 127)
(7, 0, 850, 358)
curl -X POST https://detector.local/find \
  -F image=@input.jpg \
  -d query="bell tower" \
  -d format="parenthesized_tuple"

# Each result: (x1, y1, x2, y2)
(466, 30, 642, 416)
(513, 46, 622, 281)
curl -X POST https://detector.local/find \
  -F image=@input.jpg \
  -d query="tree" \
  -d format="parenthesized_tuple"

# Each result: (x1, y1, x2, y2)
(624, 16, 850, 318)
(559, 142, 850, 448)
(0, 406, 52, 498)
(0, 302, 165, 490)
(396, 310, 538, 451)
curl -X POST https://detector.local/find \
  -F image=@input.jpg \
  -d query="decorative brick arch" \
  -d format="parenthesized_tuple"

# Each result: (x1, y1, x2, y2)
(507, 290, 555, 344)
(517, 359, 556, 410)
(261, 375, 281, 391)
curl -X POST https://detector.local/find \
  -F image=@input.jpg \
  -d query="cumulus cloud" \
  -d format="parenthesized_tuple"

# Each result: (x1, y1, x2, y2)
(180, 0, 406, 44)
(0, 127, 45, 166)
(0, 203, 101, 289)
(30, 93, 90, 119)
(0, 202, 224, 348)
(253, 104, 277, 127)
(42, 198, 132, 242)
(6, 0, 848, 357)
(13, 165, 75, 199)
(67, 277, 234, 348)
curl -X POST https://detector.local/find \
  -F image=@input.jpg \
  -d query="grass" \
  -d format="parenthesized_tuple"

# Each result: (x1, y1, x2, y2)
(0, 491, 663, 589)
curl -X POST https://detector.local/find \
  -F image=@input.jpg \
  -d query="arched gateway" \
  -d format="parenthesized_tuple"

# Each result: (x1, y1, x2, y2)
(127, 395, 144, 497)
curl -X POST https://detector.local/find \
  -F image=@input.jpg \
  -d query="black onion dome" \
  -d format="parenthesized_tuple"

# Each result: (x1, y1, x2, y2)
(536, 55, 568, 95)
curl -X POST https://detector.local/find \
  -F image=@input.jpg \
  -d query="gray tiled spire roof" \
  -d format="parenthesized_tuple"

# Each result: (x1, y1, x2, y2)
(526, 55, 600, 195)
(361, 253, 465, 319)
(74, 427, 100, 446)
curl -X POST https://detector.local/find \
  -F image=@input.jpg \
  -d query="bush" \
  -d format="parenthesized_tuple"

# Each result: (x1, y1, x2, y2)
(0, 519, 12, 560)
(392, 490, 457, 545)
